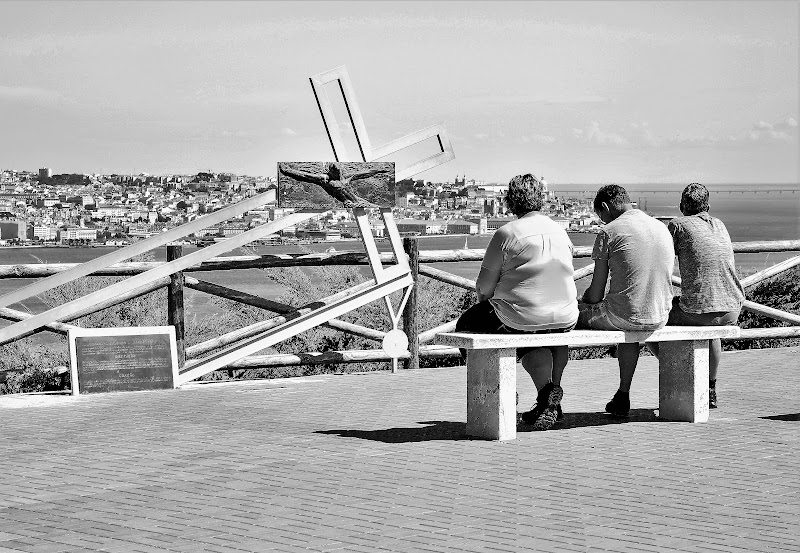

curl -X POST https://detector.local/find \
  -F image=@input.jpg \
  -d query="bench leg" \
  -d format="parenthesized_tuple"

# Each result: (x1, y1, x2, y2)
(658, 339, 709, 423)
(466, 348, 517, 440)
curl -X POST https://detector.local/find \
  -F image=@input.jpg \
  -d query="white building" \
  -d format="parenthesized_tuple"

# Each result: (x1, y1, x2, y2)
(32, 225, 59, 241)
(60, 227, 97, 242)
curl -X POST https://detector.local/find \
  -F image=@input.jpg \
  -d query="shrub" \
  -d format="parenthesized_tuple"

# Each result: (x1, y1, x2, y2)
(0, 339, 69, 394)
(730, 265, 800, 350)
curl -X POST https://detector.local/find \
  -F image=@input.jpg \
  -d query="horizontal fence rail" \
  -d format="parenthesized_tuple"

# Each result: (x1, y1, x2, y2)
(1, 238, 798, 378)
(2, 240, 799, 279)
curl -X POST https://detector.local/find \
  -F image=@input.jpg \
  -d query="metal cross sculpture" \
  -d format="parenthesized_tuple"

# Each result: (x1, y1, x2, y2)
(308, 65, 456, 370)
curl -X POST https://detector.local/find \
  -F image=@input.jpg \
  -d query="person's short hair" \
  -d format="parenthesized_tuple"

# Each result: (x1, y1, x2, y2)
(505, 174, 545, 216)
(593, 184, 630, 213)
(680, 183, 709, 215)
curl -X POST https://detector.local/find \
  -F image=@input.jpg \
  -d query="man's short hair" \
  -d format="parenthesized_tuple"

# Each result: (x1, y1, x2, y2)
(505, 174, 545, 216)
(680, 183, 709, 215)
(593, 184, 630, 213)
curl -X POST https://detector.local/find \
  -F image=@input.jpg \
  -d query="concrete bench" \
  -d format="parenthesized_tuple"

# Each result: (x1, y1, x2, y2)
(436, 326, 740, 440)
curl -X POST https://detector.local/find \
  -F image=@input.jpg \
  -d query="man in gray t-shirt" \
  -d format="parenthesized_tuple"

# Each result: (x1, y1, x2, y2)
(577, 185, 675, 417)
(648, 183, 744, 409)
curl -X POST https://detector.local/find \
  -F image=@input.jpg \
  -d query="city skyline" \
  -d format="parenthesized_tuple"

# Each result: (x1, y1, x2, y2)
(1, 1, 797, 185)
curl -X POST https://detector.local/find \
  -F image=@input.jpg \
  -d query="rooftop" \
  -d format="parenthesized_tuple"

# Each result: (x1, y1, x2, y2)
(2, 347, 799, 552)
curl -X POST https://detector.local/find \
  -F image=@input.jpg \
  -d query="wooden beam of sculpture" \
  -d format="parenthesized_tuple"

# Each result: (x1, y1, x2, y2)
(197, 345, 459, 370)
(183, 277, 385, 342)
(178, 267, 412, 384)
(309, 66, 455, 180)
(0, 212, 321, 345)
(0, 189, 277, 309)
(370, 123, 455, 182)
(309, 66, 372, 162)
(0, 307, 78, 342)
(0, 277, 169, 346)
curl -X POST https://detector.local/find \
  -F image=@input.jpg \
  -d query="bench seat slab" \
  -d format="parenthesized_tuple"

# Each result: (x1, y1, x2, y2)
(659, 339, 709, 423)
(438, 326, 739, 349)
(467, 348, 517, 440)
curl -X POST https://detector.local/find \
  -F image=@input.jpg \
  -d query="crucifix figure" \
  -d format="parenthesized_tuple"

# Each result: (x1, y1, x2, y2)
(278, 162, 392, 208)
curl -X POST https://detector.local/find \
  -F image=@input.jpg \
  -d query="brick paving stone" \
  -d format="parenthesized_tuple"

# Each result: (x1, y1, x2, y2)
(2, 348, 800, 552)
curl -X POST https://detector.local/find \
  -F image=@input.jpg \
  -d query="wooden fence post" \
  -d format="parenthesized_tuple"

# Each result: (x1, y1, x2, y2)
(402, 237, 419, 370)
(167, 245, 186, 369)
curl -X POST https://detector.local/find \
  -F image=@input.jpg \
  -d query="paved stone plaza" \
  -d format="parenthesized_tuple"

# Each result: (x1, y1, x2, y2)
(2, 347, 799, 552)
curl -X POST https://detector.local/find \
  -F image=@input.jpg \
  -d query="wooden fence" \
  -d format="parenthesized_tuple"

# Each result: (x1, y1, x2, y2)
(1, 238, 800, 381)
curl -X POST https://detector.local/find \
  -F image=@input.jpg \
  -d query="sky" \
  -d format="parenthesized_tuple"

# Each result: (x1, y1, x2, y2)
(0, 0, 797, 185)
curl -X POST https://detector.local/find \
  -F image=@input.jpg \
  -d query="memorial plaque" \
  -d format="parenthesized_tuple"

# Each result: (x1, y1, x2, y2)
(68, 327, 179, 395)
(278, 161, 396, 208)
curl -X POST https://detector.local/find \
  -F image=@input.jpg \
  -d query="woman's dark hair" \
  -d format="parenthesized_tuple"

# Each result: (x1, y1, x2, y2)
(593, 184, 630, 213)
(505, 174, 545, 216)
(680, 183, 709, 215)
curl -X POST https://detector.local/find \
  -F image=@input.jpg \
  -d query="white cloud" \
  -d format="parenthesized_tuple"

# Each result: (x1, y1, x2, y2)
(573, 121, 629, 146)
(662, 117, 797, 147)
(281, 127, 297, 136)
(521, 134, 556, 145)
(630, 121, 661, 147)
(748, 129, 791, 142)
(473, 133, 489, 140)
(669, 134, 721, 145)
(745, 117, 797, 141)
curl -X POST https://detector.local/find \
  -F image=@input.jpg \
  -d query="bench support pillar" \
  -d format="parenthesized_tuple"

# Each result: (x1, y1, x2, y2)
(466, 348, 517, 440)
(658, 339, 709, 423)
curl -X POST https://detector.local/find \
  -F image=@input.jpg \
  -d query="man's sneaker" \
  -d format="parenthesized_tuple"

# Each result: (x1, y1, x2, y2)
(605, 391, 630, 418)
(709, 388, 718, 409)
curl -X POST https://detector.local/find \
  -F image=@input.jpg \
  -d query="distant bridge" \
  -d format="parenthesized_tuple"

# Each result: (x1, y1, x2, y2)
(553, 188, 799, 195)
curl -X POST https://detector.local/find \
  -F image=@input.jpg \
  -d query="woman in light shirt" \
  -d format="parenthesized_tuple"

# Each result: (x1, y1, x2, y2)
(455, 173, 578, 431)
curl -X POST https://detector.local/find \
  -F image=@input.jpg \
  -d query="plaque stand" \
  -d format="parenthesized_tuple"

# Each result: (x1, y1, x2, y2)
(69, 326, 179, 395)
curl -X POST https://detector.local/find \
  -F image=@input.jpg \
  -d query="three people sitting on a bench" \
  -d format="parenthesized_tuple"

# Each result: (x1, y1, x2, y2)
(457, 178, 743, 429)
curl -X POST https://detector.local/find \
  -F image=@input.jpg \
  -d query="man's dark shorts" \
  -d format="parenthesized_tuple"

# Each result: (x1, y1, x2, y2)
(455, 300, 576, 360)
(667, 296, 739, 326)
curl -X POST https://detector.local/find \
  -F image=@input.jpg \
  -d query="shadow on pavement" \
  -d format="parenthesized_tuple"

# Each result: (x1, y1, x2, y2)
(319, 410, 665, 442)
(316, 420, 469, 443)
(761, 413, 800, 422)
(519, 408, 661, 432)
